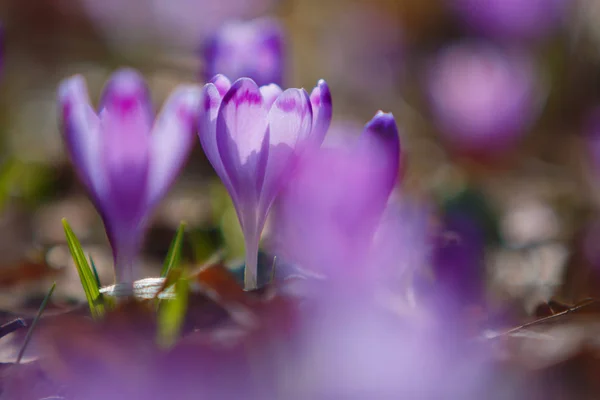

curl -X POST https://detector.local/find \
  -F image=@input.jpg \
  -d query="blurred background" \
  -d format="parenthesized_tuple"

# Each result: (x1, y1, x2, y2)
(2, 0, 600, 395)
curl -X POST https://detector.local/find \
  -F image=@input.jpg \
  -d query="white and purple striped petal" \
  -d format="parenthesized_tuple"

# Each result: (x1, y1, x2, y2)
(198, 77, 329, 289)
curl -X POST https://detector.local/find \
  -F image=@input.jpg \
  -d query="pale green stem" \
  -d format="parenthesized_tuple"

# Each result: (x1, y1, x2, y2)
(244, 234, 260, 291)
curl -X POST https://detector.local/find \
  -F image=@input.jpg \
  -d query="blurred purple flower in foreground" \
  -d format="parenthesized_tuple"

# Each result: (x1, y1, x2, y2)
(58, 69, 201, 283)
(426, 41, 544, 155)
(432, 213, 486, 309)
(448, 0, 571, 42)
(271, 111, 401, 293)
(202, 18, 285, 86)
(198, 74, 331, 290)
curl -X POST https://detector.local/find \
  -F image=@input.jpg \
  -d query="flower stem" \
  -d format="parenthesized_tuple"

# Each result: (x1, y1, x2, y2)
(244, 235, 259, 291)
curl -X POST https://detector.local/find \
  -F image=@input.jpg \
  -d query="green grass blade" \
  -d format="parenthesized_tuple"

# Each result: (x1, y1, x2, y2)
(17, 282, 56, 364)
(156, 275, 189, 349)
(160, 222, 186, 278)
(62, 218, 104, 319)
(89, 254, 101, 288)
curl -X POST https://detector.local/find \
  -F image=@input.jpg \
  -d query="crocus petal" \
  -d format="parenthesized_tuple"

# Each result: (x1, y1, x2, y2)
(98, 69, 152, 237)
(210, 74, 232, 97)
(199, 82, 236, 198)
(147, 85, 201, 208)
(58, 75, 105, 202)
(259, 88, 312, 221)
(260, 83, 283, 110)
(307, 79, 332, 148)
(357, 111, 401, 195)
(216, 78, 269, 228)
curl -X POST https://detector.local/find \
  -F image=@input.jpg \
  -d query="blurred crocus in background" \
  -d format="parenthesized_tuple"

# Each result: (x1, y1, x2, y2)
(447, 0, 572, 42)
(202, 18, 285, 86)
(76, 0, 279, 51)
(58, 69, 201, 283)
(426, 41, 545, 156)
(198, 74, 332, 290)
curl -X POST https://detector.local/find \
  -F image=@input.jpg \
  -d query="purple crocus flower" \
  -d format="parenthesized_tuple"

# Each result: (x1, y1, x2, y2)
(447, 0, 571, 42)
(426, 41, 544, 156)
(270, 111, 401, 293)
(58, 69, 201, 283)
(202, 18, 285, 87)
(198, 74, 332, 290)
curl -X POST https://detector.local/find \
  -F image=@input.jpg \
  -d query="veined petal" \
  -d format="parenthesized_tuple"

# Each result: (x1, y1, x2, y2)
(259, 88, 312, 221)
(307, 79, 332, 148)
(58, 75, 105, 202)
(210, 74, 232, 97)
(147, 84, 201, 208)
(199, 82, 237, 200)
(216, 78, 269, 227)
(99, 69, 152, 228)
(260, 83, 283, 110)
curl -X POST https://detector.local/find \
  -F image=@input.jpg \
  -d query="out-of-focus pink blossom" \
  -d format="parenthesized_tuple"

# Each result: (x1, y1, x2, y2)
(77, 0, 279, 50)
(202, 18, 285, 86)
(426, 40, 545, 155)
(278, 290, 494, 399)
(447, 0, 572, 42)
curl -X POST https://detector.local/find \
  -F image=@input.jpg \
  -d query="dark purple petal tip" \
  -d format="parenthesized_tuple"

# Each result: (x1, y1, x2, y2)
(365, 111, 398, 141)
(99, 68, 152, 116)
(210, 74, 232, 97)
(313, 79, 332, 108)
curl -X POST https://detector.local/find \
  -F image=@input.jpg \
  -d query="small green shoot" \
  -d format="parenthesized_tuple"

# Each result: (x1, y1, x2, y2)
(161, 222, 186, 278)
(270, 256, 278, 284)
(156, 274, 189, 349)
(62, 218, 104, 320)
(89, 254, 101, 288)
(16, 282, 56, 364)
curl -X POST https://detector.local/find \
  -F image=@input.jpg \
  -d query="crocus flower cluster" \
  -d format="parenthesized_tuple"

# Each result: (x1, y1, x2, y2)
(202, 18, 285, 86)
(198, 74, 332, 290)
(426, 40, 544, 156)
(59, 69, 201, 283)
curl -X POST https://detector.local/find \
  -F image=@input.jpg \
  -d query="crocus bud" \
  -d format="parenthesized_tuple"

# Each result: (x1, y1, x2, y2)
(58, 68, 201, 284)
(447, 0, 571, 42)
(426, 41, 544, 156)
(270, 112, 401, 292)
(202, 18, 285, 86)
(198, 75, 332, 290)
